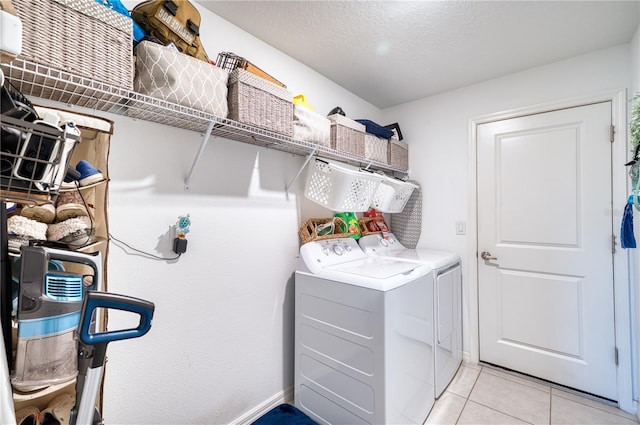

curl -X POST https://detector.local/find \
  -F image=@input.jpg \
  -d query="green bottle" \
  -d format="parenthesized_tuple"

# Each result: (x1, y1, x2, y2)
(334, 212, 361, 240)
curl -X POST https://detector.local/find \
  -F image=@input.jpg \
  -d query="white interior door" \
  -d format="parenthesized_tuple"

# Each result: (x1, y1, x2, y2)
(477, 101, 617, 400)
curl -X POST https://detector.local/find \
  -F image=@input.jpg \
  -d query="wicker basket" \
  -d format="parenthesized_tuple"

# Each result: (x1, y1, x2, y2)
(364, 134, 389, 163)
(388, 139, 409, 170)
(358, 216, 390, 236)
(298, 217, 348, 243)
(328, 114, 365, 157)
(12, 0, 134, 89)
(227, 68, 293, 136)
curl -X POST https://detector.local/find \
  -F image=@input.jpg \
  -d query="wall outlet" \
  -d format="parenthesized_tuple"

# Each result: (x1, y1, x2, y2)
(455, 221, 466, 235)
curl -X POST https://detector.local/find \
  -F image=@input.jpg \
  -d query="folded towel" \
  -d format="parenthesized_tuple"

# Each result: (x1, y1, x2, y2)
(621, 202, 636, 249)
(355, 119, 395, 139)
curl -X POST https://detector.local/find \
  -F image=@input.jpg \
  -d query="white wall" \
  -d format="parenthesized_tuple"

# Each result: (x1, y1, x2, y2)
(102, 3, 380, 424)
(100, 3, 638, 423)
(381, 44, 632, 363)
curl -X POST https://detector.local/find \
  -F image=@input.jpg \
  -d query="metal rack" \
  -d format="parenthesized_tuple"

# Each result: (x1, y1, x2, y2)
(2, 58, 407, 190)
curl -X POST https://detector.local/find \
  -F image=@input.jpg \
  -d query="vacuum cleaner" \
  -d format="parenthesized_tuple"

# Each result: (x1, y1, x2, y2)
(71, 290, 154, 425)
(12, 245, 103, 391)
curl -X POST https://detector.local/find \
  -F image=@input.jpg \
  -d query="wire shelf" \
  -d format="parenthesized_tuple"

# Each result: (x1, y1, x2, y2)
(2, 58, 407, 175)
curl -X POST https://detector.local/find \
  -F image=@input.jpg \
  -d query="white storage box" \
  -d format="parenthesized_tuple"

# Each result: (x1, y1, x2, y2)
(293, 105, 331, 147)
(327, 114, 365, 157)
(370, 174, 418, 213)
(304, 159, 382, 212)
(364, 134, 389, 163)
(134, 41, 229, 117)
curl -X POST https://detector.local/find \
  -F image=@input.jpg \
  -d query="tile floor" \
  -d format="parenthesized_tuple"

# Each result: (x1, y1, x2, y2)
(425, 363, 639, 425)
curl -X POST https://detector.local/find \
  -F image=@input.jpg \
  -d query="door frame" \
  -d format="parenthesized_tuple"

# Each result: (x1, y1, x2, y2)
(467, 89, 635, 413)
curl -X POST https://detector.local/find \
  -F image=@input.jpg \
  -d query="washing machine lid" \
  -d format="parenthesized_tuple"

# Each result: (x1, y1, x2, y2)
(327, 256, 422, 279)
(359, 233, 460, 269)
(298, 237, 432, 291)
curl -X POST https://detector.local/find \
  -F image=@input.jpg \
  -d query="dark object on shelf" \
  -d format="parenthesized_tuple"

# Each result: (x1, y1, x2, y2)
(355, 119, 394, 139)
(328, 106, 346, 116)
(385, 122, 403, 141)
(131, 0, 210, 63)
(216, 52, 286, 88)
(1, 82, 38, 122)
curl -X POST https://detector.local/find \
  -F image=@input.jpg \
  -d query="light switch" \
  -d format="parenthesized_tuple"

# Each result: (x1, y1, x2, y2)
(455, 221, 466, 235)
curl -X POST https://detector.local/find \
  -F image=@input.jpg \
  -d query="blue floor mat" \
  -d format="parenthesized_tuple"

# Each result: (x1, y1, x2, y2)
(251, 404, 317, 425)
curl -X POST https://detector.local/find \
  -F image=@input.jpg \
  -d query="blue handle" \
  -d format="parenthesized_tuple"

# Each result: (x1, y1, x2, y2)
(79, 291, 155, 346)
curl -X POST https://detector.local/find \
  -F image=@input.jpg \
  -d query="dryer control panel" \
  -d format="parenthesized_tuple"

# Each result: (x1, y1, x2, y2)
(359, 232, 404, 256)
(300, 237, 367, 274)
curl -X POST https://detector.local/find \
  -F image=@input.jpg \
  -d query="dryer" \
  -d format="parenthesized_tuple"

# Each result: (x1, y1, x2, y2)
(295, 237, 435, 425)
(359, 232, 462, 398)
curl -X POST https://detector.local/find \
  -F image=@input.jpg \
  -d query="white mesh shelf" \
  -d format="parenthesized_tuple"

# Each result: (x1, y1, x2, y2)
(2, 58, 408, 181)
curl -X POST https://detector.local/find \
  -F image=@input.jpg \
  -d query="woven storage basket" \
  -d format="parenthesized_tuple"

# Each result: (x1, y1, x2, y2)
(388, 139, 409, 170)
(134, 41, 229, 117)
(227, 68, 293, 136)
(299, 217, 348, 243)
(370, 175, 418, 213)
(328, 114, 365, 157)
(358, 216, 390, 236)
(364, 134, 389, 163)
(304, 159, 382, 212)
(12, 0, 134, 89)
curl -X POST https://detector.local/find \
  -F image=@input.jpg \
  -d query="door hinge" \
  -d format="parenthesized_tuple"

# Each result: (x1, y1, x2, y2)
(615, 347, 619, 366)
(612, 235, 617, 254)
(610, 125, 615, 143)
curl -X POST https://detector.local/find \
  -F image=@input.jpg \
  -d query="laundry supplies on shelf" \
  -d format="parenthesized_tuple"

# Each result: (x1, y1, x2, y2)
(334, 211, 361, 239)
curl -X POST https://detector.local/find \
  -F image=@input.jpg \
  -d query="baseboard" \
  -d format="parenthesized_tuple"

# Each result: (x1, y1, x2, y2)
(229, 386, 294, 425)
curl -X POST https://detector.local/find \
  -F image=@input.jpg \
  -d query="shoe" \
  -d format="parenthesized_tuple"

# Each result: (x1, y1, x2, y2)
(47, 216, 95, 248)
(76, 160, 104, 186)
(14, 406, 39, 425)
(7, 215, 48, 253)
(40, 393, 74, 425)
(20, 203, 56, 224)
(55, 191, 88, 222)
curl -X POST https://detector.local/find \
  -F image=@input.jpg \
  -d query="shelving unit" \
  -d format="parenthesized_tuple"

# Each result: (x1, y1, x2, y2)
(2, 58, 408, 190)
(1, 101, 113, 417)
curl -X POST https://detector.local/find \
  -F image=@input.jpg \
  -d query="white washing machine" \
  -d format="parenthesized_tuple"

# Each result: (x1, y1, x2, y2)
(359, 232, 462, 398)
(295, 237, 435, 425)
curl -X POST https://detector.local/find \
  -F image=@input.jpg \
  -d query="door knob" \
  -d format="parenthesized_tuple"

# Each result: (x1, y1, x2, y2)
(480, 251, 498, 260)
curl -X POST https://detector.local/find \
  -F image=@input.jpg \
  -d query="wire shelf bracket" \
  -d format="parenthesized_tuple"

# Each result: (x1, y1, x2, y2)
(184, 119, 217, 191)
(285, 148, 317, 200)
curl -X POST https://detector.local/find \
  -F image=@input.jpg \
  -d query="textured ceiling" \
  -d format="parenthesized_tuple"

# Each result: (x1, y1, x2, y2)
(198, 1, 640, 109)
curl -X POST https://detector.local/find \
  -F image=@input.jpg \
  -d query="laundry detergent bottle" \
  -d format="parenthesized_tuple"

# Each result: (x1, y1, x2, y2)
(335, 212, 361, 240)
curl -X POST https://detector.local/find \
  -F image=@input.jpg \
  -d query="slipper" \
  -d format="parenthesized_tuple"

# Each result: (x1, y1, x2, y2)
(14, 406, 39, 425)
(40, 393, 75, 425)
